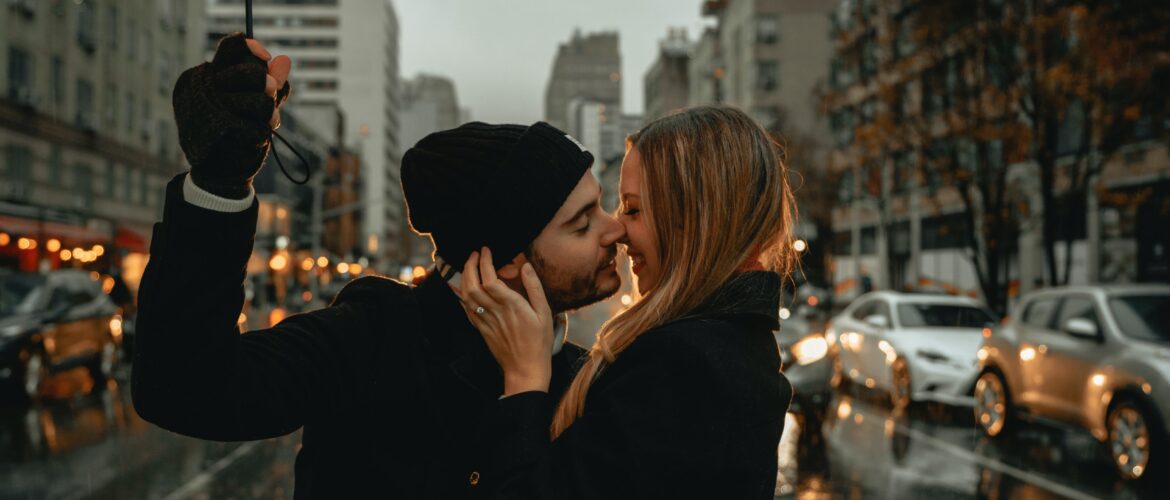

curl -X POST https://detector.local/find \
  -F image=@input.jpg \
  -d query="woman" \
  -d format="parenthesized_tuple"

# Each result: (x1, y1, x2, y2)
(458, 106, 797, 498)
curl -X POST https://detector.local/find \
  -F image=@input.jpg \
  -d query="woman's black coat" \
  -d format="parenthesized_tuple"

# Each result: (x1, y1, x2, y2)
(475, 271, 793, 499)
(132, 174, 586, 499)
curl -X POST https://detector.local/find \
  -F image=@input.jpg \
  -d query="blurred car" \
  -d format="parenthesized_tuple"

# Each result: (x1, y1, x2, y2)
(828, 291, 997, 411)
(777, 303, 832, 415)
(0, 270, 123, 400)
(975, 284, 1170, 482)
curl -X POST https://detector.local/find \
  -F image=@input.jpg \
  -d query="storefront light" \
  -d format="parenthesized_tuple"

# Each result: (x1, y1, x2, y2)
(47, 239, 61, 253)
(0, 233, 9, 246)
(60, 249, 72, 261)
(93, 245, 104, 256)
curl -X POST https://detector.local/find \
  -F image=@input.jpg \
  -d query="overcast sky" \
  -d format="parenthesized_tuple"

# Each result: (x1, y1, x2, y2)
(393, 0, 713, 124)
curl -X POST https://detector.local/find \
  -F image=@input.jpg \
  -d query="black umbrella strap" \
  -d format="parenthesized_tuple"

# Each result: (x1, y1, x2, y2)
(270, 129, 310, 185)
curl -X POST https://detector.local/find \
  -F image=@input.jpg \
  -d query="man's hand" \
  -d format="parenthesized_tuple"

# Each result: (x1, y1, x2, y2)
(173, 33, 292, 199)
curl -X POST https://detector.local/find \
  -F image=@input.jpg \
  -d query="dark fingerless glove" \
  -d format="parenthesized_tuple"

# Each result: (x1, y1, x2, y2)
(173, 32, 291, 199)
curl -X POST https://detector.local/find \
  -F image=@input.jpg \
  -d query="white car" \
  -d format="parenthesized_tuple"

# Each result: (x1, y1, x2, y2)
(828, 292, 998, 410)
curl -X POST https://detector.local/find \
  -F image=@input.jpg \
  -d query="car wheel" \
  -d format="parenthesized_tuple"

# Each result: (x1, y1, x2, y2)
(22, 350, 48, 401)
(974, 370, 1012, 438)
(890, 357, 912, 413)
(1107, 399, 1163, 481)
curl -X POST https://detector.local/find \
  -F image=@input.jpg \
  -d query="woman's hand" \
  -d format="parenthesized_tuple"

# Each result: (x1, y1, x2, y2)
(457, 247, 553, 396)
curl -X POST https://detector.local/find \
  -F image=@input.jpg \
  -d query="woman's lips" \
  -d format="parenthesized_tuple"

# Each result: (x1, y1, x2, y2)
(629, 254, 645, 274)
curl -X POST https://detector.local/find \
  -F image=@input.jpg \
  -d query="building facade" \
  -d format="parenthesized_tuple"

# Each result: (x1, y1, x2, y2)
(206, 0, 402, 269)
(644, 28, 690, 122)
(397, 73, 462, 267)
(544, 30, 621, 132)
(822, 0, 1170, 308)
(1, 0, 205, 290)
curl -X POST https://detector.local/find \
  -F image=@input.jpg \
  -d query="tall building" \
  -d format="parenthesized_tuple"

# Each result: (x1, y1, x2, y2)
(701, 0, 833, 138)
(544, 30, 621, 132)
(687, 26, 722, 106)
(397, 73, 462, 266)
(205, 0, 402, 268)
(644, 28, 690, 121)
(0, 0, 205, 289)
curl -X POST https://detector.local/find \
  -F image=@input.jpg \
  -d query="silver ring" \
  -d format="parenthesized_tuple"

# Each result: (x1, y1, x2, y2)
(474, 306, 486, 315)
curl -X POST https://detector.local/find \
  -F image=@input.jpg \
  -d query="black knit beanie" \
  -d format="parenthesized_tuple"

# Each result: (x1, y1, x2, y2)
(401, 121, 594, 271)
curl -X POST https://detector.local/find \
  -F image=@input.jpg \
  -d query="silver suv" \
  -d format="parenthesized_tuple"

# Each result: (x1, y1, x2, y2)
(974, 285, 1170, 481)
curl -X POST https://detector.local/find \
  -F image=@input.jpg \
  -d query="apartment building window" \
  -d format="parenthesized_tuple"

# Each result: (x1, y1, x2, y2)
(894, 14, 915, 59)
(756, 61, 779, 91)
(306, 80, 339, 91)
(756, 15, 779, 44)
(158, 0, 173, 28)
(73, 163, 94, 210)
(158, 53, 172, 95)
(834, 231, 853, 256)
(142, 98, 152, 140)
(50, 56, 64, 106)
(266, 38, 339, 49)
(5, 144, 33, 186)
(158, 120, 171, 161)
(126, 92, 136, 132)
(7, 47, 32, 105)
(922, 214, 969, 250)
(49, 145, 63, 187)
(860, 226, 877, 255)
(860, 34, 877, 80)
(892, 150, 916, 194)
(107, 6, 119, 49)
(299, 59, 339, 70)
(124, 165, 134, 200)
(139, 170, 148, 205)
(76, 79, 95, 130)
(751, 107, 780, 128)
(104, 83, 118, 128)
(1053, 100, 1086, 157)
(831, 107, 855, 148)
(106, 161, 116, 196)
(837, 169, 855, 203)
(77, 1, 97, 52)
(127, 18, 137, 58)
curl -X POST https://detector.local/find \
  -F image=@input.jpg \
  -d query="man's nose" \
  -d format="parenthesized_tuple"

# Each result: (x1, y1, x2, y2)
(600, 213, 626, 247)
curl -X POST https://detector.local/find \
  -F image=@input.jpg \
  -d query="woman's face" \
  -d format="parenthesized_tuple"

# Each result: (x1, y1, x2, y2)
(618, 147, 660, 294)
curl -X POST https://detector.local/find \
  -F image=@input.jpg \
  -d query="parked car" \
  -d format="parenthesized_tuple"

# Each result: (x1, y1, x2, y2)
(975, 285, 1170, 482)
(828, 291, 997, 411)
(0, 270, 122, 400)
(777, 303, 832, 415)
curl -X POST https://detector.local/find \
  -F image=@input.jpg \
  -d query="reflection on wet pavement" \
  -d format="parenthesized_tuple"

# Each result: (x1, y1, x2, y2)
(0, 368, 298, 499)
(786, 389, 1166, 499)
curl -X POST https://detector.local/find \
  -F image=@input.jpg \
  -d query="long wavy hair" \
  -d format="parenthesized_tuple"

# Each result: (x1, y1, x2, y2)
(550, 106, 798, 438)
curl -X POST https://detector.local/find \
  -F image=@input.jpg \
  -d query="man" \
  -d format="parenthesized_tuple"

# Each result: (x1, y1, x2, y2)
(131, 34, 625, 499)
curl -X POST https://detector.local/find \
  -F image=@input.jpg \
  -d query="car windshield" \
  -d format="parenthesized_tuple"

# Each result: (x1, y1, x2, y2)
(0, 273, 47, 317)
(897, 303, 996, 328)
(1108, 294, 1170, 343)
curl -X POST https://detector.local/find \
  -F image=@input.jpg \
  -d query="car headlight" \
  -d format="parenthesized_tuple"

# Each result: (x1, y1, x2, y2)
(792, 333, 829, 366)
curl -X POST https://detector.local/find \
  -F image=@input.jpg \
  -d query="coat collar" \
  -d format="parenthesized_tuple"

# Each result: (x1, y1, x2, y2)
(685, 271, 782, 329)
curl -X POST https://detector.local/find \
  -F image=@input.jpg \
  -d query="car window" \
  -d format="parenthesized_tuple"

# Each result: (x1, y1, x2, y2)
(898, 303, 996, 328)
(1023, 298, 1059, 329)
(851, 300, 875, 320)
(1109, 294, 1170, 343)
(1055, 296, 1100, 334)
(872, 301, 891, 320)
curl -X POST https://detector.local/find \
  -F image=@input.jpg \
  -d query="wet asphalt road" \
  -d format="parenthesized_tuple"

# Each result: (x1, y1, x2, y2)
(0, 365, 1164, 499)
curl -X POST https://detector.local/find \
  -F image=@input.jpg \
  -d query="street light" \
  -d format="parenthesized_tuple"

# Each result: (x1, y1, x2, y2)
(269, 254, 288, 272)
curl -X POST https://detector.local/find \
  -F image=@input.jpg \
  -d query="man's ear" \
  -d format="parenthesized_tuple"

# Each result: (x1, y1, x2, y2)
(497, 253, 529, 280)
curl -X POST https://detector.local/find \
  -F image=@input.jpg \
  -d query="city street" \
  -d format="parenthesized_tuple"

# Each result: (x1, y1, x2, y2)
(0, 364, 1162, 499)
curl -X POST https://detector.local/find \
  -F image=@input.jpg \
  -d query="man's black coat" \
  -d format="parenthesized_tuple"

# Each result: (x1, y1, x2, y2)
(132, 174, 586, 499)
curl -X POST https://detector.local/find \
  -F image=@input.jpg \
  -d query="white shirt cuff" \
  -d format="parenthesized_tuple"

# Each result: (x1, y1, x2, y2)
(182, 174, 255, 212)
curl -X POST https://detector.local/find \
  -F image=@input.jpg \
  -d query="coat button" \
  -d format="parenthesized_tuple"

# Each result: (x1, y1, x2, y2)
(469, 471, 480, 486)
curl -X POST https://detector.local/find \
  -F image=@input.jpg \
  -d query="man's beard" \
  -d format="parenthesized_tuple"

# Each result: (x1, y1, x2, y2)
(529, 247, 620, 312)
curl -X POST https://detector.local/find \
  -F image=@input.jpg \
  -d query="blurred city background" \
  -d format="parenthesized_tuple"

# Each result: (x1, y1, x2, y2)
(1, 0, 1168, 498)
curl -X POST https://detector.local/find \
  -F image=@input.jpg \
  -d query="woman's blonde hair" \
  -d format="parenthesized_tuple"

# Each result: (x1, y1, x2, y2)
(550, 105, 798, 438)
